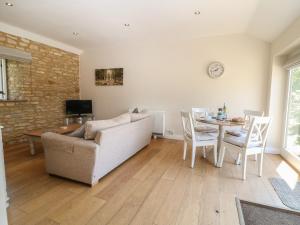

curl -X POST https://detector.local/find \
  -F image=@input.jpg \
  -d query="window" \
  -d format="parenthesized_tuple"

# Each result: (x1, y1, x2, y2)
(285, 66, 300, 152)
(0, 59, 7, 100)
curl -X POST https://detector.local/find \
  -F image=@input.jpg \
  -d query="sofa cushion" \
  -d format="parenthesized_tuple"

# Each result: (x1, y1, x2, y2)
(132, 107, 139, 113)
(84, 113, 131, 140)
(67, 125, 85, 138)
(130, 113, 150, 122)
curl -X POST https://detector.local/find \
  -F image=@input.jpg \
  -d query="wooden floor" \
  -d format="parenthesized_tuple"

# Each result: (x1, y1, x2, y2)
(4, 138, 297, 225)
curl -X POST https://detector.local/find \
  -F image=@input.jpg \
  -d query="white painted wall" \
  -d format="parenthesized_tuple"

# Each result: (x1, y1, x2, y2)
(272, 17, 300, 56)
(80, 34, 271, 140)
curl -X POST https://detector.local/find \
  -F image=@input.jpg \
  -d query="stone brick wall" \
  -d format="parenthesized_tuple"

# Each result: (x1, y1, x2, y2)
(0, 32, 79, 145)
(7, 60, 31, 100)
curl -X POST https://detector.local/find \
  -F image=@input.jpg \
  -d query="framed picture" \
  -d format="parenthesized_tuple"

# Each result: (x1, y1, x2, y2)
(95, 68, 123, 86)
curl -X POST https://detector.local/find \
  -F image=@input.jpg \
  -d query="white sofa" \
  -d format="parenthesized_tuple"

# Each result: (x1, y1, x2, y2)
(41, 115, 153, 185)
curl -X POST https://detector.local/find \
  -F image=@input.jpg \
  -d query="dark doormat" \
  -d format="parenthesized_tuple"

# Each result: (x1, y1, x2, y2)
(236, 198, 300, 225)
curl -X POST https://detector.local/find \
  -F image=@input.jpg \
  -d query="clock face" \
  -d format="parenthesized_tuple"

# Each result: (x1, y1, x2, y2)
(207, 62, 224, 79)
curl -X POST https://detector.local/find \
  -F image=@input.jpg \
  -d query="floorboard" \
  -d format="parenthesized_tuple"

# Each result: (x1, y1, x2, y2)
(4, 138, 298, 225)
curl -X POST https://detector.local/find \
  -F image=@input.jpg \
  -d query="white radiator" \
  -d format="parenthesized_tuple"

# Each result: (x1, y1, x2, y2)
(146, 110, 165, 137)
(129, 108, 165, 137)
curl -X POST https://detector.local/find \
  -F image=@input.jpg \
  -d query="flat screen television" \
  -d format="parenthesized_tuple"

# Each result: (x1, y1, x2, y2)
(66, 100, 92, 115)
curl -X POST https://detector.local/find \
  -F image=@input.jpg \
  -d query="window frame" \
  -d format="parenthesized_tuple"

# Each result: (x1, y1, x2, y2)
(284, 65, 300, 151)
(283, 69, 292, 150)
(0, 59, 7, 100)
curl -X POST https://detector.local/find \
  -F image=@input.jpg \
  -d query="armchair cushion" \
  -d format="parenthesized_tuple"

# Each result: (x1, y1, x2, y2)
(194, 125, 218, 133)
(225, 127, 248, 137)
(223, 134, 261, 148)
(186, 132, 217, 141)
(195, 132, 217, 141)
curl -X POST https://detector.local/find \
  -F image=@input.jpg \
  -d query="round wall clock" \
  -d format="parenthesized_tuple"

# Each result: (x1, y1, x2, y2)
(207, 62, 224, 79)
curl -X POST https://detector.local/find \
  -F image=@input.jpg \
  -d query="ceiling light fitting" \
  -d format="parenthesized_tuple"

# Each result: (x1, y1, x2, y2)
(194, 10, 200, 15)
(124, 24, 130, 27)
(5, 2, 13, 6)
(72, 32, 79, 36)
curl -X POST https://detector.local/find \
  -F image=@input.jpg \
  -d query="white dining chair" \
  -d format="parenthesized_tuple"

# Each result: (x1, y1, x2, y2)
(191, 107, 218, 133)
(181, 111, 218, 168)
(191, 108, 218, 158)
(242, 110, 265, 131)
(226, 110, 264, 164)
(217, 116, 271, 180)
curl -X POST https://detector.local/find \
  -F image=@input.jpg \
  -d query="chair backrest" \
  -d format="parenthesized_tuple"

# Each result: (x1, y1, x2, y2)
(245, 116, 271, 148)
(180, 111, 195, 141)
(243, 110, 264, 130)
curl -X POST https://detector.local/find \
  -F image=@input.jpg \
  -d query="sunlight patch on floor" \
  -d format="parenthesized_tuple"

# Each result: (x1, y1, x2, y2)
(276, 161, 299, 190)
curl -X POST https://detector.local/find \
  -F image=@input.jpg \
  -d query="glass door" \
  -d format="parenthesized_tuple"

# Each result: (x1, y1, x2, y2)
(285, 66, 300, 155)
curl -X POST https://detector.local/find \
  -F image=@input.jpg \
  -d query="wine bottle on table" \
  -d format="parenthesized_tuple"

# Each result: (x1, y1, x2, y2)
(223, 103, 227, 119)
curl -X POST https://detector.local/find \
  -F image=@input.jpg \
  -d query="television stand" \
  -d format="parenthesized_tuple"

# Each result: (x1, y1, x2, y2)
(64, 114, 95, 125)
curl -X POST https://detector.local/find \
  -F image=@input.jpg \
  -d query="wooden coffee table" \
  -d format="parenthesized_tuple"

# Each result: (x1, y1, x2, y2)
(24, 124, 81, 155)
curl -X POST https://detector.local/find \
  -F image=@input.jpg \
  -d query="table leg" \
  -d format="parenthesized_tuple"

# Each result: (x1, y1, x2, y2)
(217, 125, 226, 167)
(217, 125, 225, 153)
(28, 137, 35, 155)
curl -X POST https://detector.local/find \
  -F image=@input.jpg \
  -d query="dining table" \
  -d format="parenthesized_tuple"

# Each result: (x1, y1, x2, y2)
(196, 118, 245, 154)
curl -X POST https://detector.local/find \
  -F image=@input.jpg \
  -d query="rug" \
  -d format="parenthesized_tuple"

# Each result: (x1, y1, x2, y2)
(269, 177, 300, 211)
(236, 198, 300, 225)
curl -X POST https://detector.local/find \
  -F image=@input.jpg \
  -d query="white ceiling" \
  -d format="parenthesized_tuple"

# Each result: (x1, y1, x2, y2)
(0, 0, 300, 51)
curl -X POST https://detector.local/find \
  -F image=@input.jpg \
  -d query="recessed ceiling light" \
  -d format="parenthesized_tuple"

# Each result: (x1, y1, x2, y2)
(124, 24, 130, 27)
(194, 10, 201, 15)
(72, 32, 79, 36)
(5, 2, 13, 6)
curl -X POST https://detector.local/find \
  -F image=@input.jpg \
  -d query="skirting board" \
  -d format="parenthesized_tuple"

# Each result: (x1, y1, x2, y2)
(163, 134, 184, 141)
(265, 146, 280, 154)
(163, 134, 280, 155)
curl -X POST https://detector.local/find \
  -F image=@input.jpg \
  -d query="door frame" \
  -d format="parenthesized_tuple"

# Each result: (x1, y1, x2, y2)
(281, 66, 300, 172)
(0, 127, 8, 225)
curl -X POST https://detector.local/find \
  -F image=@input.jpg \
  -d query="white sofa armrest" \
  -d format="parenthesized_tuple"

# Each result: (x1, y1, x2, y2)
(42, 132, 99, 185)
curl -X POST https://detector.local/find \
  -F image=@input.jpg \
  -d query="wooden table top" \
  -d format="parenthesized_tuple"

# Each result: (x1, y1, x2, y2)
(197, 119, 245, 127)
(24, 124, 81, 137)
